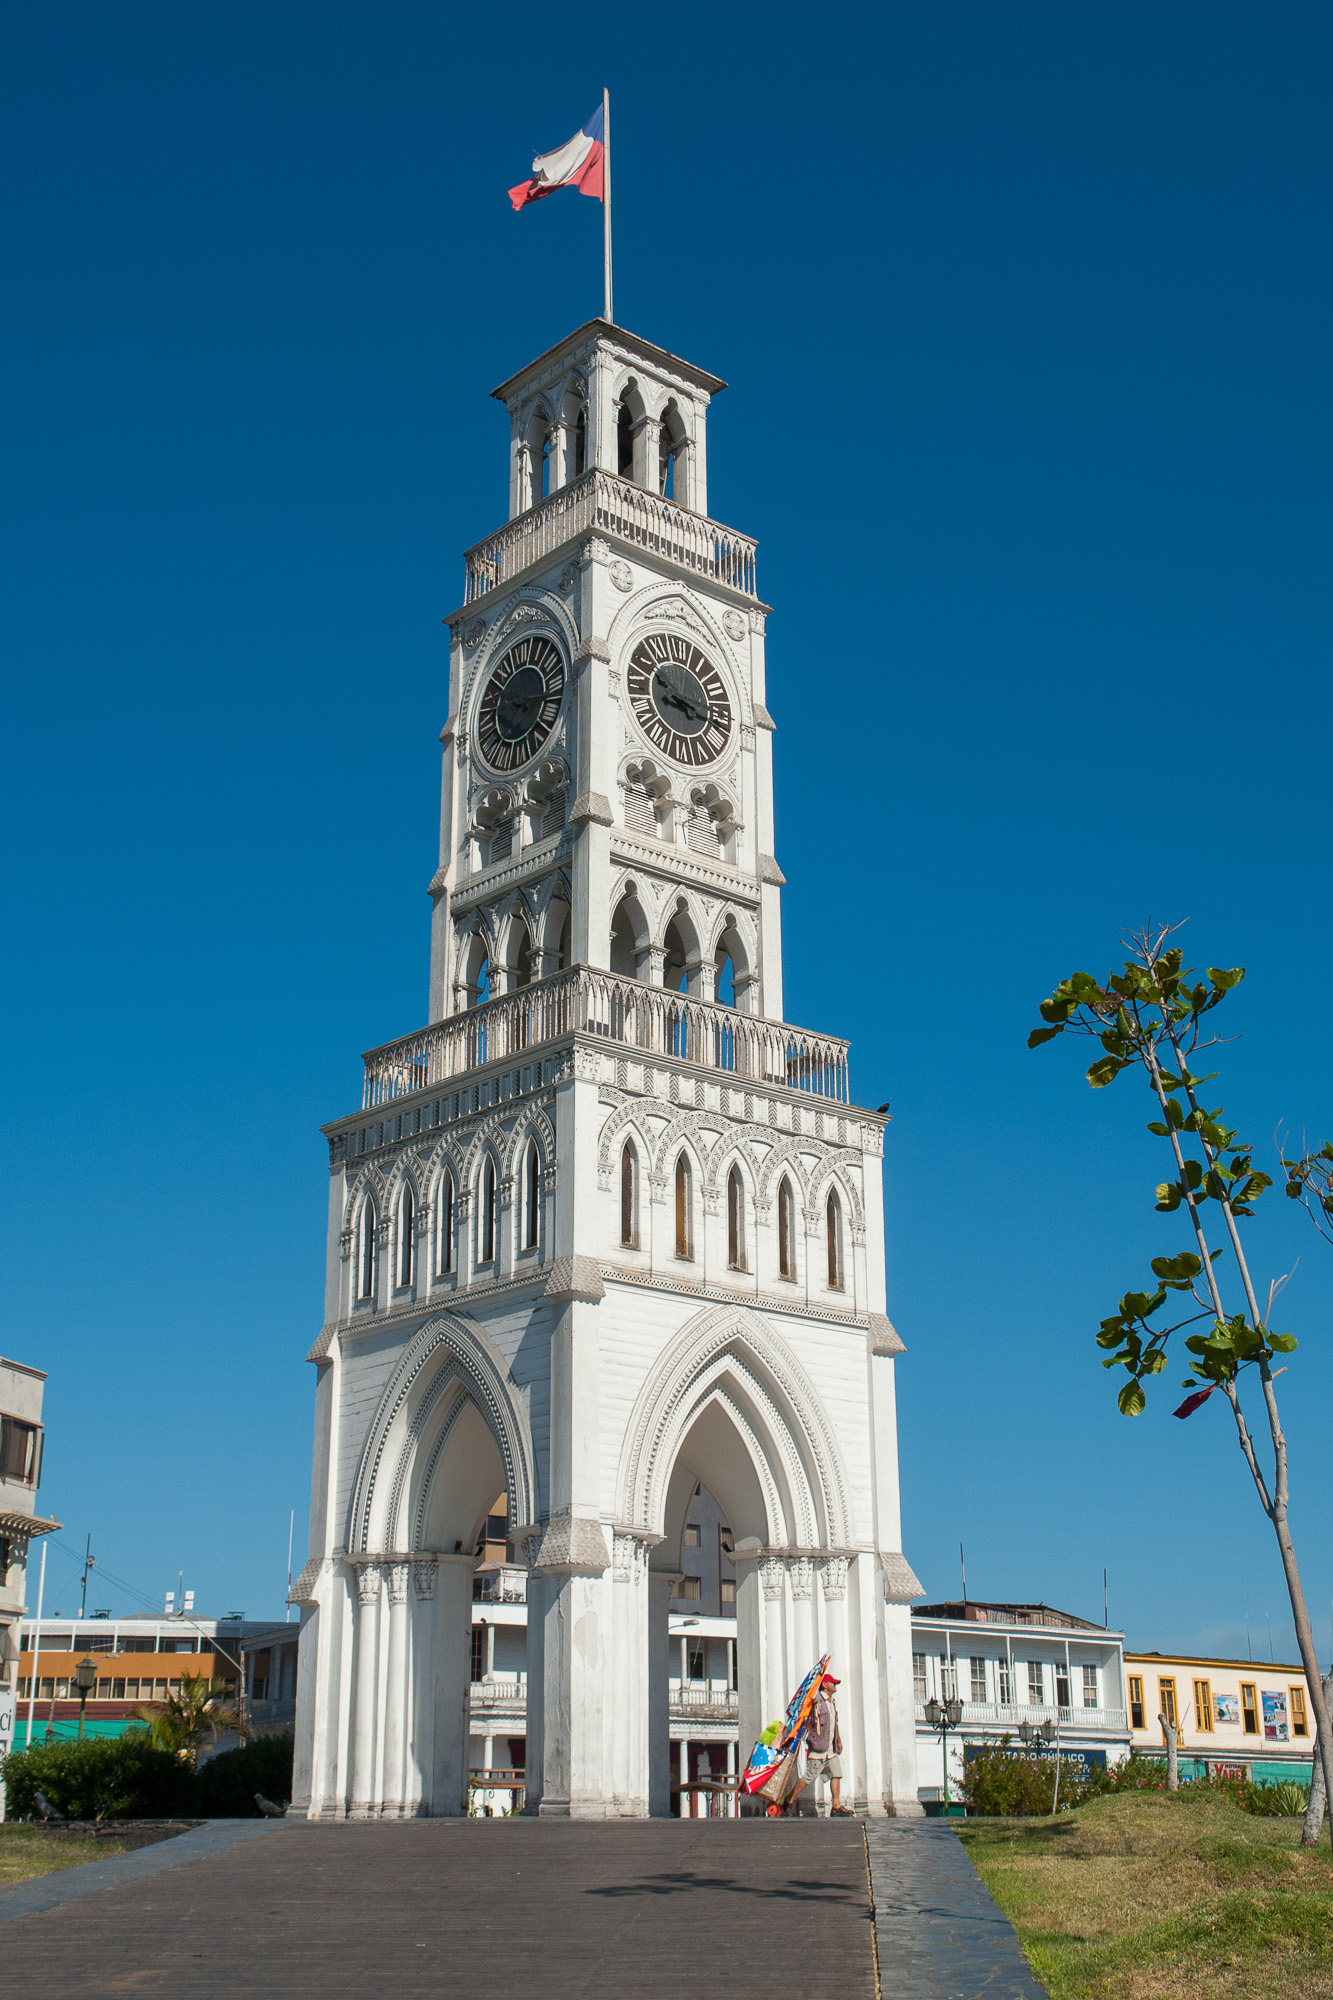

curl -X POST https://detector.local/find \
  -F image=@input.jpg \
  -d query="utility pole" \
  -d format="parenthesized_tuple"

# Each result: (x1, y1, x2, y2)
(79, 1535, 94, 1618)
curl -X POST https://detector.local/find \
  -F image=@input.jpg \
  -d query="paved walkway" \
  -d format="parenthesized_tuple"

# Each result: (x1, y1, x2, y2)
(867, 1821, 1048, 1998)
(0, 1816, 1046, 1998)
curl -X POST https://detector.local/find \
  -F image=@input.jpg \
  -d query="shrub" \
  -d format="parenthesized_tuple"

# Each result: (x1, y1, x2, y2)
(193, 1734, 294, 1817)
(1243, 1778, 1310, 1817)
(2, 1737, 195, 1821)
(957, 1741, 1094, 1816)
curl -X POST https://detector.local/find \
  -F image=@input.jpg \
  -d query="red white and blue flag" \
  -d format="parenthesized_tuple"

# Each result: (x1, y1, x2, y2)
(509, 104, 605, 210)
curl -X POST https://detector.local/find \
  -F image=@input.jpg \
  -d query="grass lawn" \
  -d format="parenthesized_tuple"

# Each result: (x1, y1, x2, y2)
(959, 1789, 1333, 2000)
(0, 1824, 130, 1885)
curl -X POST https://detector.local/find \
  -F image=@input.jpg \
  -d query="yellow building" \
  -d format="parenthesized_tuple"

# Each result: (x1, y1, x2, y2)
(1126, 1650, 1317, 1784)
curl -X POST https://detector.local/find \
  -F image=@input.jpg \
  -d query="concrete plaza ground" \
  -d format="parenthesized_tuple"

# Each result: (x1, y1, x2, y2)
(0, 1817, 1046, 1998)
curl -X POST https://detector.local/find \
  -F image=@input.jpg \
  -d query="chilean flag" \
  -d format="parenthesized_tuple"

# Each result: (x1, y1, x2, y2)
(509, 104, 605, 210)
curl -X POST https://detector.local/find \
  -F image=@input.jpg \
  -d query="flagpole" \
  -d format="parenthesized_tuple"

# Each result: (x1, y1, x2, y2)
(602, 86, 613, 323)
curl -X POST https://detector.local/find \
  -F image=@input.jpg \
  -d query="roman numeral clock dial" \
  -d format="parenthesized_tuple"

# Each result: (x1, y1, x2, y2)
(475, 635, 566, 773)
(626, 633, 733, 767)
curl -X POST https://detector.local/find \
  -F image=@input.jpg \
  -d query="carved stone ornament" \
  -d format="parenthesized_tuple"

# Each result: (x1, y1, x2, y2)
(788, 1557, 814, 1600)
(353, 1561, 383, 1606)
(544, 1255, 606, 1304)
(572, 1044, 603, 1083)
(819, 1555, 849, 1602)
(868, 1314, 906, 1356)
(608, 559, 633, 592)
(536, 1516, 611, 1573)
(411, 1560, 438, 1601)
(612, 1533, 647, 1582)
(463, 618, 486, 648)
(722, 609, 746, 642)
(288, 1557, 326, 1605)
(386, 1562, 411, 1605)
(520, 1533, 544, 1570)
(880, 1551, 925, 1604)
(760, 1558, 786, 1601)
(558, 565, 578, 595)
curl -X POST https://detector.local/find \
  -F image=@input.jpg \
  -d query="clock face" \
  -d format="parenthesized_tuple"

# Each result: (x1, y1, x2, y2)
(626, 633, 733, 766)
(476, 635, 566, 772)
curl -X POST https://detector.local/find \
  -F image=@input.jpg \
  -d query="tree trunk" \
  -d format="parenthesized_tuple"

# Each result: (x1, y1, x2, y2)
(1301, 1668, 1333, 1848)
(1160, 1714, 1179, 1791)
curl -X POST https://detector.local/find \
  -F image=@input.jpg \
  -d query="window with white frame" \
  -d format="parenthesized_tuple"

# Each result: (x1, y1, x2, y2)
(940, 1658, 958, 1701)
(970, 1658, 987, 1703)
(997, 1659, 1014, 1704)
(1027, 1661, 1045, 1706)
(912, 1653, 927, 1701)
(1083, 1664, 1098, 1708)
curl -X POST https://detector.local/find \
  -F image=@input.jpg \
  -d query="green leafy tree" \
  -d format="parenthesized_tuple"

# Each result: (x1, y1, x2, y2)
(131, 1674, 247, 1765)
(1029, 924, 1333, 1848)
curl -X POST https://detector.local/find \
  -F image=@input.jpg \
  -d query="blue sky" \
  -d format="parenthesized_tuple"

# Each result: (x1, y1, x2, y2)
(4, 2, 1331, 1657)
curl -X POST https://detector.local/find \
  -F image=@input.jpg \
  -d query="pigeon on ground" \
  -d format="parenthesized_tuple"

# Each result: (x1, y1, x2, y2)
(254, 1793, 288, 1817)
(33, 1792, 64, 1822)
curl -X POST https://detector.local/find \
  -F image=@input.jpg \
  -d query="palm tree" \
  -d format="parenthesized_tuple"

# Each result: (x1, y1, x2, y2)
(130, 1675, 250, 1764)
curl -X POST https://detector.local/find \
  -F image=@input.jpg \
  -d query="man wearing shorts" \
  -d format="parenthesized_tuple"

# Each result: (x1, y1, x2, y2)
(804, 1673, 852, 1817)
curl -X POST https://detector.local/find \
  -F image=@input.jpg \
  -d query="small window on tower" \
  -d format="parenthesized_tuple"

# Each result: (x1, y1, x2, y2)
(674, 1154, 693, 1260)
(727, 1167, 746, 1270)
(778, 1179, 795, 1281)
(437, 1172, 455, 1275)
(481, 1156, 497, 1265)
(617, 400, 634, 478)
(524, 1141, 540, 1250)
(620, 1142, 639, 1248)
(358, 1196, 377, 1300)
(396, 1184, 414, 1288)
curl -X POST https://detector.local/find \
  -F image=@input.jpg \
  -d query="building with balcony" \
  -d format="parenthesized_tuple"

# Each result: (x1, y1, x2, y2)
(0, 1357, 60, 1767)
(911, 1601, 1131, 1800)
(290, 322, 923, 1817)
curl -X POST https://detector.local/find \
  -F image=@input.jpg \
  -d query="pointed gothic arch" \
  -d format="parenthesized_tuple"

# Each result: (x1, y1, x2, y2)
(616, 1304, 851, 1550)
(346, 1309, 537, 1554)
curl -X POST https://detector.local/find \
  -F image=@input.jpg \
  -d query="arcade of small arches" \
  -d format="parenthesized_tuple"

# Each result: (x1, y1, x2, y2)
(621, 757, 739, 866)
(345, 1117, 555, 1313)
(610, 880, 755, 1010)
(512, 371, 697, 516)
(468, 758, 568, 873)
(616, 1139, 851, 1297)
(453, 880, 572, 1012)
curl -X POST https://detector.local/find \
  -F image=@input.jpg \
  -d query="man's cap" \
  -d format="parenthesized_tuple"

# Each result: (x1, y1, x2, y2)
(820, 1674, 840, 1686)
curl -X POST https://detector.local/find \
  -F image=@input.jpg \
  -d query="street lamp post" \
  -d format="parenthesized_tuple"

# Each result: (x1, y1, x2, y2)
(73, 1657, 97, 1742)
(923, 1695, 965, 1811)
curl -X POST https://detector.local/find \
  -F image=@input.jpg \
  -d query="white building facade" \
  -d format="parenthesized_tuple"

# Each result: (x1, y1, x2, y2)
(911, 1601, 1131, 1799)
(290, 319, 923, 1820)
(0, 1356, 60, 1776)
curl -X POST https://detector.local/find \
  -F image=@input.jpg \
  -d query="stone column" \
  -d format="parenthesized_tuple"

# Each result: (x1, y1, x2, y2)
(760, 1557, 788, 1728)
(348, 1561, 382, 1819)
(379, 1562, 411, 1818)
(789, 1557, 816, 1678)
(818, 1556, 855, 1805)
(520, 1534, 545, 1814)
(406, 1560, 436, 1815)
(647, 1569, 678, 1816)
(430, 1554, 475, 1816)
(607, 1532, 652, 1815)
(537, 1262, 611, 1817)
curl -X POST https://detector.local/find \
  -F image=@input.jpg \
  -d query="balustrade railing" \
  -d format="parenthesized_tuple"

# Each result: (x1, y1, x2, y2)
(361, 965, 850, 1109)
(462, 470, 758, 603)
(914, 1701, 1129, 1731)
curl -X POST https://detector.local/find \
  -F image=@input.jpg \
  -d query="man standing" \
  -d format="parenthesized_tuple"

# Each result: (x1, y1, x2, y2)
(804, 1673, 852, 1817)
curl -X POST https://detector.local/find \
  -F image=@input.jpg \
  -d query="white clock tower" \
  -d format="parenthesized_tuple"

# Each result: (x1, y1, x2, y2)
(290, 319, 924, 1819)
